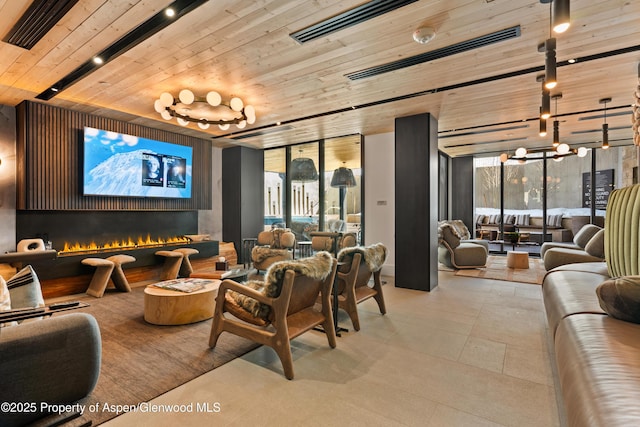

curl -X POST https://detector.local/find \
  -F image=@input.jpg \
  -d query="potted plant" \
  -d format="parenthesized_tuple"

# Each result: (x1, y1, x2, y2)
(504, 231, 520, 244)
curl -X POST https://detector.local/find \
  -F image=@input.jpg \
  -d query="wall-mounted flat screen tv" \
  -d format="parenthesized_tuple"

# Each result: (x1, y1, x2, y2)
(83, 127, 192, 198)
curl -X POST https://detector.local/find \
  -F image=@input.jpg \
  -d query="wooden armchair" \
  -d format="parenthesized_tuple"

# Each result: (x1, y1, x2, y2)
(209, 252, 337, 379)
(251, 228, 296, 272)
(335, 243, 388, 331)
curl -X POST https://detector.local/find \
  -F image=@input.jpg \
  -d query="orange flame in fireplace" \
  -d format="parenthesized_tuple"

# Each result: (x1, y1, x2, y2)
(60, 234, 191, 255)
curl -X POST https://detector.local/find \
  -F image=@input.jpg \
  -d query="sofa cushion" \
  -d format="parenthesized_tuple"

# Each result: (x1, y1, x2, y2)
(0, 277, 10, 312)
(584, 229, 605, 259)
(573, 224, 602, 248)
(543, 247, 604, 271)
(487, 214, 501, 225)
(555, 314, 640, 426)
(0, 277, 16, 328)
(542, 264, 609, 336)
(515, 214, 530, 226)
(605, 184, 640, 277)
(6, 265, 44, 310)
(439, 224, 461, 249)
(596, 276, 640, 324)
(547, 214, 563, 228)
(540, 241, 580, 258)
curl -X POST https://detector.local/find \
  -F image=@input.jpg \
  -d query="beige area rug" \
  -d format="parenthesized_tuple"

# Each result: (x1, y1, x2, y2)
(454, 255, 546, 285)
(56, 285, 259, 426)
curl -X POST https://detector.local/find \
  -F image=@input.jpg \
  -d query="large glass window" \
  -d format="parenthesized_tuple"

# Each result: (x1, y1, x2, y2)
(264, 148, 285, 230)
(473, 145, 637, 255)
(290, 142, 319, 238)
(324, 135, 362, 243)
(264, 135, 363, 245)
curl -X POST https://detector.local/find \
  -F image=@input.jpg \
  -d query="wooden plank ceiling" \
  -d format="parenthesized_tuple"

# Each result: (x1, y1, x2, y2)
(0, 0, 638, 159)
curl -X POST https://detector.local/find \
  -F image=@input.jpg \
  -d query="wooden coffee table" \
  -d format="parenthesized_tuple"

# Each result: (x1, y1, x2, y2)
(144, 278, 220, 325)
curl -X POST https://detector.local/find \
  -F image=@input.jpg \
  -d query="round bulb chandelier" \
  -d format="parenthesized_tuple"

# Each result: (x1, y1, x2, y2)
(154, 90, 256, 131)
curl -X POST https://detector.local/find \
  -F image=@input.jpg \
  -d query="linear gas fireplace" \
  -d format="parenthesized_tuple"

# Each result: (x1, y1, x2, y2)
(58, 234, 192, 256)
(15, 210, 219, 280)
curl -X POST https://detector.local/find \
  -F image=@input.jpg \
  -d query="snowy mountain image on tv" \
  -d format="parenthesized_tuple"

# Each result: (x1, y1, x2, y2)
(83, 127, 192, 198)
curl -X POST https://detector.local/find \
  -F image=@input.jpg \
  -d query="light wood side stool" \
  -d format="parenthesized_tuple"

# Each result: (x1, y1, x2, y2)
(506, 251, 529, 269)
(173, 247, 199, 277)
(106, 254, 136, 292)
(155, 250, 184, 280)
(82, 257, 115, 298)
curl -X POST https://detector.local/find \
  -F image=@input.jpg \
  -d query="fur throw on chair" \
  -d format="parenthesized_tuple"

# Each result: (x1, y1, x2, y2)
(251, 246, 291, 263)
(337, 243, 387, 272)
(229, 251, 334, 321)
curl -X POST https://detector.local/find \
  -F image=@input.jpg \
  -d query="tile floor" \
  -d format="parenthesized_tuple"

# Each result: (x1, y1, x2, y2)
(103, 271, 562, 427)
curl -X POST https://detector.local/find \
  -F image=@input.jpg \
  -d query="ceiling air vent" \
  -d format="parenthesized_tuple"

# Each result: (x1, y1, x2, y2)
(230, 125, 295, 140)
(3, 0, 80, 50)
(346, 25, 521, 80)
(290, 0, 418, 44)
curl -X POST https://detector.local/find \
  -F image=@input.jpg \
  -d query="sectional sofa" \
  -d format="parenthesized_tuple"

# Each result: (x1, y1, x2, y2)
(542, 184, 640, 426)
(476, 213, 573, 242)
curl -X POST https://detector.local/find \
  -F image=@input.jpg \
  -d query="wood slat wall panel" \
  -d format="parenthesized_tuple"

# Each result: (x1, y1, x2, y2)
(16, 101, 212, 210)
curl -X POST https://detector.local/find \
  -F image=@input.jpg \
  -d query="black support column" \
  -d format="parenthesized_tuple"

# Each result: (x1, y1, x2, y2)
(222, 146, 264, 264)
(395, 113, 438, 291)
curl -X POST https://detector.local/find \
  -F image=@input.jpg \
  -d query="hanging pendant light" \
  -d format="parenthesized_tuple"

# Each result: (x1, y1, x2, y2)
(544, 38, 557, 89)
(290, 150, 318, 182)
(541, 86, 551, 120)
(600, 97, 611, 149)
(330, 163, 356, 187)
(550, 93, 563, 148)
(552, 120, 560, 147)
(553, 0, 570, 34)
(539, 107, 547, 137)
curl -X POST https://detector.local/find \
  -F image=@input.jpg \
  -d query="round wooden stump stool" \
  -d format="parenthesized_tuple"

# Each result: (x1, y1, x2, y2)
(506, 251, 529, 269)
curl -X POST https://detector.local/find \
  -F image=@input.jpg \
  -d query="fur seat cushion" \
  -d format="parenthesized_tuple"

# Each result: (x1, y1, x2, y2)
(337, 243, 387, 272)
(228, 251, 334, 322)
(251, 246, 290, 263)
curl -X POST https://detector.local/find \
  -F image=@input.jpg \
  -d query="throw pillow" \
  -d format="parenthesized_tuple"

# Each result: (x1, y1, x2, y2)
(474, 214, 485, 225)
(584, 229, 605, 259)
(503, 214, 515, 225)
(439, 224, 461, 249)
(488, 214, 501, 225)
(573, 224, 602, 248)
(515, 214, 530, 226)
(0, 277, 17, 328)
(0, 277, 10, 312)
(596, 276, 640, 324)
(547, 214, 563, 228)
(6, 265, 45, 309)
(449, 220, 471, 240)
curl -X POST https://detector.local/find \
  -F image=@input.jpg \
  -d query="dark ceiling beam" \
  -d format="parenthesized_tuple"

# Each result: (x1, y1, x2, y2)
(36, 0, 209, 101)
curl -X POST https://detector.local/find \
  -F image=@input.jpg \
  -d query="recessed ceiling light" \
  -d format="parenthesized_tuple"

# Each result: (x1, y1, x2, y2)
(568, 58, 577, 63)
(93, 57, 103, 65)
(165, 8, 175, 17)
